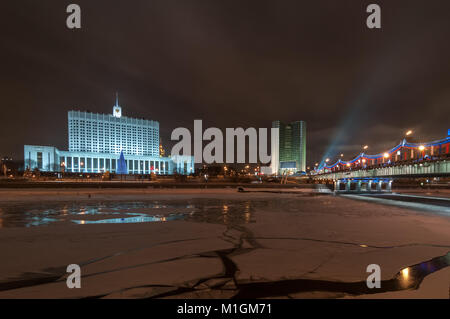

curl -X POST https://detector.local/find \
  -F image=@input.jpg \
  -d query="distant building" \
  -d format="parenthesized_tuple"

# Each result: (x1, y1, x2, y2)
(0, 157, 24, 175)
(24, 95, 194, 175)
(271, 120, 306, 174)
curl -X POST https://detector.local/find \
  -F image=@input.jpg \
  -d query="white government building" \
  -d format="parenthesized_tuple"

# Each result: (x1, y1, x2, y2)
(24, 97, 194, 175)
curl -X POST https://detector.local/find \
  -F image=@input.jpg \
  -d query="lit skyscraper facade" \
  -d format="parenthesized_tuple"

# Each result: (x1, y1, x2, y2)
(271, 120, 306, 174)
(68, 97, 159, 156)
(24, 96, 194, 175)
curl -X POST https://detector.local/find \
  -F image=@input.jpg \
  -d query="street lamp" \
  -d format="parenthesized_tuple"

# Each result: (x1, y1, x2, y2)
(406, 130, 413, 136)
(60, 162, 65, 176)
(363, 145, 369, 150)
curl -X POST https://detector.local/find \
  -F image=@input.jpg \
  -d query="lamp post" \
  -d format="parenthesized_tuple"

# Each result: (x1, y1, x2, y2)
(383, 152, 390, 164)
(60, 162, 65, 179)
(418, 145, 425, 159)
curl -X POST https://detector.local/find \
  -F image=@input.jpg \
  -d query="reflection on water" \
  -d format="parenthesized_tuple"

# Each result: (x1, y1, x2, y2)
(0, 200, 258, 228)
(234, 252, 450, 298)
(400, 267, 410, 285)
(222, 204, 229, 224)
(72, 213, 184, 225)
(392, 252, 450, 291)
(244, 201, 251, 223)
(27, 216, 60, 227)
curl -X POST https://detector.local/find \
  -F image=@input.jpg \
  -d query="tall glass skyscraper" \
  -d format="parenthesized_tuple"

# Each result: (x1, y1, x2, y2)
(271, 120, 306, 174)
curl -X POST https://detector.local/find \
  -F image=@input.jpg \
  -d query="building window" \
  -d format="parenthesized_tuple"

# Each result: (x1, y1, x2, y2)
(67, 157, 72, 171)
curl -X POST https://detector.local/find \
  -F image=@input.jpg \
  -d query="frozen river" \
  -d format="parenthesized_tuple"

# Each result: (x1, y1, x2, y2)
(0, 188, 449, 298)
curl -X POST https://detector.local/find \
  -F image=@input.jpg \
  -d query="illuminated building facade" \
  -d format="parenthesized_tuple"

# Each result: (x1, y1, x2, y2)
(68, 96, 159, 156)
(271, 120, 306, 174)
(24, 97, 194, 175)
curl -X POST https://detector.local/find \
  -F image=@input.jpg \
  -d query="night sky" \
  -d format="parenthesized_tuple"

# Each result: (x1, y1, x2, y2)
(1, 0, 450, 166)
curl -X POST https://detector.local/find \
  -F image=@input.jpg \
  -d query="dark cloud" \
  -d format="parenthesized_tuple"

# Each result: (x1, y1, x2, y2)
(1, 0, 449, 166)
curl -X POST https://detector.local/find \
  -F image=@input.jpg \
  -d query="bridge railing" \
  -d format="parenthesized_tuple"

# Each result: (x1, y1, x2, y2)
(314, 136, 450, 176)
(312, 158, 449, 180)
